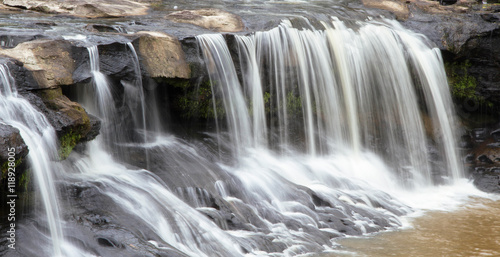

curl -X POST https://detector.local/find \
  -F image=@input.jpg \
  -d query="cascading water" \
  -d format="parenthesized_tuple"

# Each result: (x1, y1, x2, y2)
(198, 18, 463, 188)
(86, 46, 119, 146)
(67, 43, 248, 256)
(4, 15, 483, 257)
(124, 42, 151, 168)
(0, 63, 63, 257)
(197, 34, 252, 156)
(57, 17, 469, 257)
(0, 64, 88, 257)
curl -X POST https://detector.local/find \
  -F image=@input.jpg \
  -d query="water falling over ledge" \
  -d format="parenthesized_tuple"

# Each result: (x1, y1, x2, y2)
(1, 16, 487, 257)
(0, 63, 84, 257)
(197, 18, 463, 188)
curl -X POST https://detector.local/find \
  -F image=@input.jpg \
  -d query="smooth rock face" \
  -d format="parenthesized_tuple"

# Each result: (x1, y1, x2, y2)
(167, 9, 244, 33)
(0, 40, 75, 89)
(2, 0, 150, 18)
(134, 32, 191, 79)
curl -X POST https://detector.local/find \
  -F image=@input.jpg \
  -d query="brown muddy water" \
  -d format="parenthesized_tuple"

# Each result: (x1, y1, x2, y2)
(325, 198, 500, 256)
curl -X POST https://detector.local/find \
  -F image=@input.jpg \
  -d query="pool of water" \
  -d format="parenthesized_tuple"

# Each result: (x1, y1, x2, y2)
(329, 197, 500, 256)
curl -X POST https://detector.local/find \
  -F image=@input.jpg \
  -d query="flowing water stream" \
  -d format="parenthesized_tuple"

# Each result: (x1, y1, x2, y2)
(0, 11, 497, 257)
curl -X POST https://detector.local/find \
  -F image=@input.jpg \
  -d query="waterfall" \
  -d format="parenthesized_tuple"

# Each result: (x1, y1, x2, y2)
(86, 46, 116, 139)
(0, 64, 63, 256)
(75, 44, 246, 257)
(197, 18, 463, 187)
(197, 34, 252, 156)
(125, 42, 148, 140)
(6, 17, 467, 257)
(125, 42, 151, 168)
(0, 0, 488, 254)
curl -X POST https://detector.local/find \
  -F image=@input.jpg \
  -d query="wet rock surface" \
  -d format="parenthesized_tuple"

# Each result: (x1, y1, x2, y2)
(471, 168, 500, 193)
(463, 125, 500, 193)
(362, 0, 410, 19)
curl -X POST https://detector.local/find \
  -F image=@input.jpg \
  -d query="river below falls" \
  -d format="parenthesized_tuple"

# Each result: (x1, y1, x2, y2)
(326, 197, 500, 256)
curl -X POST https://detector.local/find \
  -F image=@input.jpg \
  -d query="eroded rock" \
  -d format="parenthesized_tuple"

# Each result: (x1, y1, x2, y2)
(22, 88, 101, 159)
(2, 0, 150, 18)
(0, 40, 75, 89)
(167, 9, 244, 33)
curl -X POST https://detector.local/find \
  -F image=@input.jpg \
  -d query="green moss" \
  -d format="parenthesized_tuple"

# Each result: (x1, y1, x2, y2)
(161, 78, 191, 89)
(170, 77, 305, 121)
(1, 157, 27, 194)
(1, 157, 23, 181)
(58, 130, 82, 160)
(19, 169, 32, 192)
(174, 79, 226, 120)
(258, 88, 303, 118)
(446, 60, 484, 102)
(286, 91, 303, 116)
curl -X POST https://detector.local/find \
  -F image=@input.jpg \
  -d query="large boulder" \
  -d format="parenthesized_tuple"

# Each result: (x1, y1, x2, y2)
(167, 9, 244, 33)
(2, 0, 150, 18)
(0, 40, 75, 89)
(133, 31, 191, 79)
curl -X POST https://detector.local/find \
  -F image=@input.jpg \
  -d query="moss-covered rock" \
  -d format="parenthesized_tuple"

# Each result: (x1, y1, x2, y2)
(29, 87, 100, 159)
(58, 130, 83, 160)
(446, 60, 482, 102)
(445, 59, 498, 128)
(168, 78, 225, 120)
